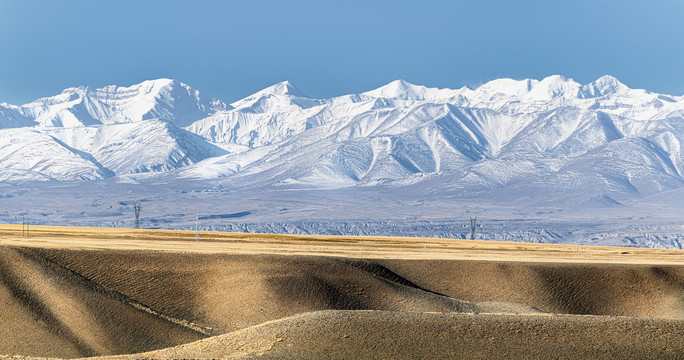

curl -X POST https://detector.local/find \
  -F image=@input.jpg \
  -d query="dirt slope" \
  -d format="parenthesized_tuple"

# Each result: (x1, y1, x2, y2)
(0, 225, 683, 358)
(28, 249, 544, 335)
(100, 310, 684, 360)
(0, 247, 204, 358)
(31, 248, 684, 332)
(381, 260, 684, 319)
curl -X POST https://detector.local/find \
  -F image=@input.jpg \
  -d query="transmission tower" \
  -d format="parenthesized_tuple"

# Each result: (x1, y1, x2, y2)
(134, 202, 141, 229)
(469, 217, 478, 240)
(21, 213, 30, 237)
(195, 213, 200, 241)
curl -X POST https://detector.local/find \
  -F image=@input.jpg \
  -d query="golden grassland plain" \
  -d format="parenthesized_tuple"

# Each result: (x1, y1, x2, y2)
(0, 224, 683, 359)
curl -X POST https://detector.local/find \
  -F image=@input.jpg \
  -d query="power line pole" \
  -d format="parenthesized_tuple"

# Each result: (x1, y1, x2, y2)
(469, 217, 478, 240)
(21, 213, 30, 238)
(134, 202, 141, 229)
(195, 213, 200, 241)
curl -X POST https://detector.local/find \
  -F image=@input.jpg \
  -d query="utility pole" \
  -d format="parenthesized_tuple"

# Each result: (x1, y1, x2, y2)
(21, 213, 30, 238)
(195, 213, 200, 241)
(469, 217, 478, 240)
(134, 202, 141, 229)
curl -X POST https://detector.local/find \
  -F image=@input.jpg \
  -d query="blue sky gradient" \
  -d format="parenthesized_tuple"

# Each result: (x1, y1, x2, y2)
(1, 0, 683, 104)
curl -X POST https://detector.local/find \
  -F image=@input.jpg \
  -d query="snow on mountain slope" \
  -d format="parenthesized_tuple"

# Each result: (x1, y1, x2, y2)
(0, 129, 112, 181)
(0, 103, 34, 129)
(499, 108, 623, 158)
(553, 137, 684, 196)
(2, 75, 684, 248)
(7, 79, 227, 128)
(0, 79, 229, 178)
(0, 75, 683, 200)
(176, 75, 684, 199)
(363, 79, 459, 102)
(229, 80, 311, 108)
(46, 120, 226, 175)
(578, 75, 629, 98)
(186, 81, 326, 152)
(190, 102, 495, 187)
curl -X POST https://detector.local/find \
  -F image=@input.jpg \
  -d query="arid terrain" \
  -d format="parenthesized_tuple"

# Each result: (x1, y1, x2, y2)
(0, 225, 683, 359)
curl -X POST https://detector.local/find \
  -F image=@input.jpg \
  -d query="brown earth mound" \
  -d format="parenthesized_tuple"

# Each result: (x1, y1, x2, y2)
(31, 248, 684, 330)
(27, 248, 543, 337)
(0, 229, 682, 359)
(0, 247, 204, 358)
(379, 260, 684, 319)
(100, 310, 684, 360)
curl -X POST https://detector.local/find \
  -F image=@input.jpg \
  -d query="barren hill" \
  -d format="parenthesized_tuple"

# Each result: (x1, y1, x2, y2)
(0, 225, 683, 358)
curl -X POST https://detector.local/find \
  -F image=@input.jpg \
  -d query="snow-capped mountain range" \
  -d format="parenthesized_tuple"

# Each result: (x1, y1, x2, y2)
(1, 75, 682, 200)
(1, 75, 683, 248)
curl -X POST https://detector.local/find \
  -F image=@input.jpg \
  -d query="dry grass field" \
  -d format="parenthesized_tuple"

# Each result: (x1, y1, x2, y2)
(0, 224, 683, 359)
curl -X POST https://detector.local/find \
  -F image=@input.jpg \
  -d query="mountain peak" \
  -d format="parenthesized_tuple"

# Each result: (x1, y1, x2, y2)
(475, 75, 582, 101)
(56, 78, 180, 99)
(58, 85, 91, 98)
(476, 78, 538, 97)
(131, 78, 187, 94)
(229, 81, 310, 110)
(257, 81, 309, 98)
(12, 78, 227, 128)
(578, 75, 629, 98)
(525, 75, 581, 100)
(364, 80, 457, 101)
(385, 79, 415, 88)
(140, 77, 177, 86)
(365, 79, 422, 99)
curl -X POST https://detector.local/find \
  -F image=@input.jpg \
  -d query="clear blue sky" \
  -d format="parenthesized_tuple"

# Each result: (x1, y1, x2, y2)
(1, 0, 684, 104)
